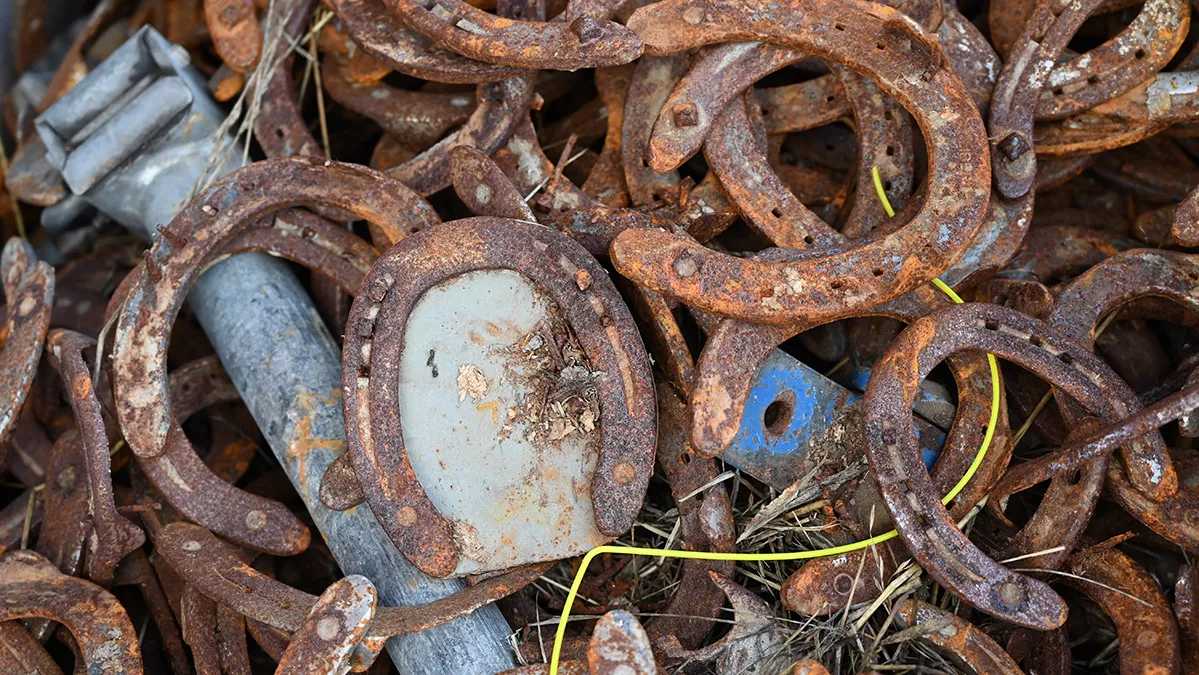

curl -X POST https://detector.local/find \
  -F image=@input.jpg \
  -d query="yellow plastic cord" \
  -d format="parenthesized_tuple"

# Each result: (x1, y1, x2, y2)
(546, 169, 1000, 674)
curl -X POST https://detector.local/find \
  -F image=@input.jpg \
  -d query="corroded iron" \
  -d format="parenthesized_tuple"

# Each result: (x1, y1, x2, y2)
(0, 238, 53, 447)
(276, 576, 377, 675)
(338, 217, 655, 578)
(895, 600, 1023, 675)
(0, 549, 143, 674)
(111, 156, 437, 463)
(611, 0, 990, 325)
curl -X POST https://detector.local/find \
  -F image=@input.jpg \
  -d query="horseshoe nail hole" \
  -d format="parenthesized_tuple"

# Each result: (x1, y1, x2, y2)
(1087, 75, 1099, 85)
(825, 144, 835, 151)
(761, 107, 771, 116)
(985, 320, 999, 330)
(872, 268, 884, 277)
(641, 158, 649, 168)
(899, 481, 913, 493)
(1052, 87, 1064, 96)
(274, 128, 285, 138)
(826, 95, 835, 102)
(883, 180, 892, 191)
(833, 573, 854, 595)
(1135, 49, 1146, 59)
(886, 146, 894, 156)
(1067, 468, 1082, 485)
(1058, 352, 1074, 365)
(830, 280, 844, 290)
(763, 394, 795, 436)
(652, 193, 662, 201)
(884, 110, 893, 121)
(1029, 334, 1043, 347)
(835, 23, 845, 30)
(875, 43, 886, 51)
(681, 451, 692, 465)
(771, 207, 783, 218)
(803, 235, 815, 245)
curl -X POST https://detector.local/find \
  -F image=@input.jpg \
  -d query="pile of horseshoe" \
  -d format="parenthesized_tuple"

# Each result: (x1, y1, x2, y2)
(10, 0, 1199, 672)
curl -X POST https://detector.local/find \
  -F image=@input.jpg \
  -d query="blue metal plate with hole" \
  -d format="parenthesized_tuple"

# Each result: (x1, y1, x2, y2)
(722, 351, 947, 490)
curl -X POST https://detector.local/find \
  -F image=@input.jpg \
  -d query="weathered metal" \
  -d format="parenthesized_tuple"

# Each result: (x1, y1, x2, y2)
(156, 521, 548, 660)
(44, 328, 145, 584)
(338, 217, 655, 577)
(863, 302, 1159, 628)
(611, 0, 990, 325)
(276, 576, 377, 675)
(204, 0, 262, 72)
(382, 0, 642, 70)
(111, 156, 437, 463)
(0, 549, 143, 674)
(0, 238, 52, 448)
(1064, 544, 1181, 675)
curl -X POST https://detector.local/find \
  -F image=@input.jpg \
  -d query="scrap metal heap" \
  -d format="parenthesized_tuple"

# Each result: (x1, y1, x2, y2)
(4, 0, 1199, 672)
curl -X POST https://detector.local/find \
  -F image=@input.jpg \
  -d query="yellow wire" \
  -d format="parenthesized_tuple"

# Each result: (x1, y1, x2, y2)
(547, 169, 1000, 674)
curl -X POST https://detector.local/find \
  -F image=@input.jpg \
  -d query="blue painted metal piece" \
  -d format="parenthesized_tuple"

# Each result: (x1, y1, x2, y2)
(723, 351, 948, 491)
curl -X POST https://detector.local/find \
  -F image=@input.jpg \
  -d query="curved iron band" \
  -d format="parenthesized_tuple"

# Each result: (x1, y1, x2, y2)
(0, 239, 52, 448)
(135, 355, 311, 555)
(1035, 0, 1189, 120)
(1063, 546, 1181, 674)
(333, 0, 524, 83)
(648, 41, 806, 173)
(621, 54, 689, 207)
(690, 287, 1009, 518)
(276, 576, 377, 675)
(834, 65, 915, 238)
(1049, 249, 1192, 498)
(384, 75, 535, 197)
(613, 0, 990, 326)
(0, 550, 143, 674)
(342, 217, 655, 577)
(864, 302, 1157, 628)
(644, 371, 735, 649)
(1047, 251, 1199, 546)
(157, 522, 550, 657)
(321, 56, 477, 149)
(111, 157, 438, 463)
(449, 145, 538, 221)
(44, 329, 145, 585)
(383, 0, 641, 70)
(895, 600, 1025, 674)
(988, 0, 1100, 199)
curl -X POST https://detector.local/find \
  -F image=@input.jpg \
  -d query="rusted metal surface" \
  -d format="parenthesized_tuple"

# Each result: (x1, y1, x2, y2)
(587, 610, 656, 675)
(646, 382, 734, 649)
(156, 521, 549, 645)
(339, 217, 654, 577)
(1065, 544, 1181, 675)
(647, 41, 803, 173)
(895, 600, 1023, 675)
(131, 355, 312, 555)
(44, 328, 145, 585)
(111, 156, 437, 462)
(0, 621, 62, 675)
(611, 0, 990, 325)
(1176, 564, 1199, 673)
(330, 0, 524, 83)
(276, 575, 377, 675)
(659, 572, 788, 672)
(449, 145, 537, 221)
(0, 549, 143, 674)
(863, 303, 1160, 628)
(204, 0, 262, 72)
(0, 239, 52, 448)
(382, 0, 642, 70)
